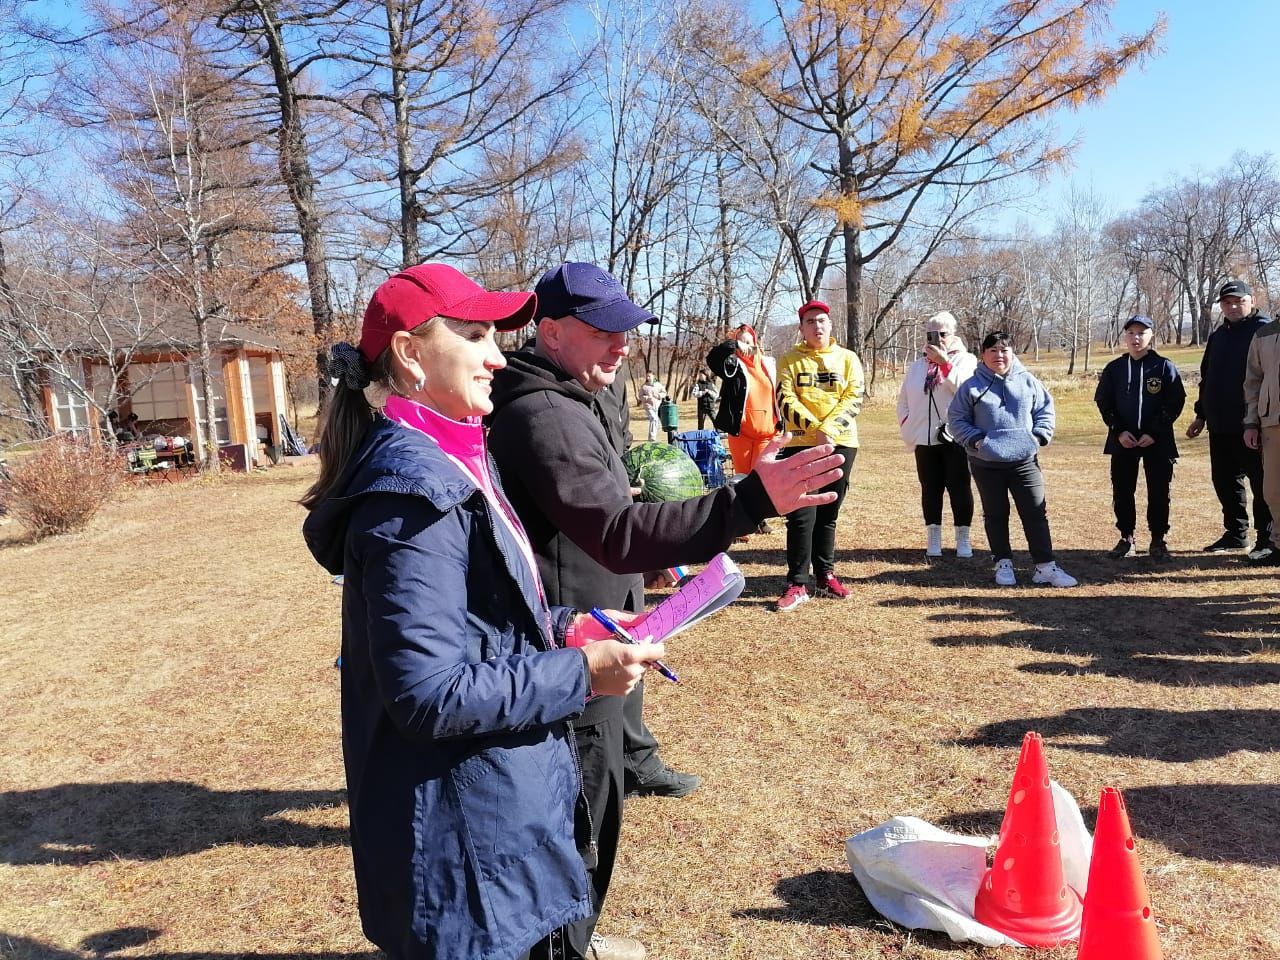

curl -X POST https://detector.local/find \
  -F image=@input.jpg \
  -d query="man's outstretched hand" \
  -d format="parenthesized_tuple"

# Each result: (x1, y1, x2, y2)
(752, 433, 845, 515)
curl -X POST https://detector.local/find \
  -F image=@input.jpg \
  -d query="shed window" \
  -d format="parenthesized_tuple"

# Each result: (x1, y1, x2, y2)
(130, 362, 186, 420)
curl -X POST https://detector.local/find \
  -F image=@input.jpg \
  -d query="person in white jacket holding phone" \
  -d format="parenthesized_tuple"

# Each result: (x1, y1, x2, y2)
(896, 311, 978, 558)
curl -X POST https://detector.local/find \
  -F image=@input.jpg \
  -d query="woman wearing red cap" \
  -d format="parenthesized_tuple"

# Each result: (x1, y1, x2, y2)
(301, 263, 665, 960)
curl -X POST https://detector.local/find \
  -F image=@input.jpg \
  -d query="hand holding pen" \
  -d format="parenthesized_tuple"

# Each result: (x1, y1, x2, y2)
(589, 607, 681, 684)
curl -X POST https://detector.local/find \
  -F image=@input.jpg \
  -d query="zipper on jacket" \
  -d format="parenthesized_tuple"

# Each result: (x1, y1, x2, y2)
(474, 492, 597, 870)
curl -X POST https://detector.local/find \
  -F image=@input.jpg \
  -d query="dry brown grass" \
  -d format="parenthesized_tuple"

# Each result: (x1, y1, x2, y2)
(2, 358, 1277, 960)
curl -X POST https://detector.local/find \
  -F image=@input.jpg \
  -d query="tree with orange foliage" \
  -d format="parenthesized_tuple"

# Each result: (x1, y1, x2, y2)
(703, 0, 1163, 348)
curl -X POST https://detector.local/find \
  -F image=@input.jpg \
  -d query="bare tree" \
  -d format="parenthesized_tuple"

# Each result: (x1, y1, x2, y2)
(703, 0, 1162, 349)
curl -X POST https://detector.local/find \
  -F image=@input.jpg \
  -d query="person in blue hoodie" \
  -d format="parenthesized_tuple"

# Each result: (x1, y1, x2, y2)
(299, 262, 666, 960)
(1094, 316, 1186, 560)
(947, 331, 1077, 588)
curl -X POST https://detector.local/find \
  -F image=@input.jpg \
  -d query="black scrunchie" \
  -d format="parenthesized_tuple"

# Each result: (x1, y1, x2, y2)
(328, 342, 371, 391)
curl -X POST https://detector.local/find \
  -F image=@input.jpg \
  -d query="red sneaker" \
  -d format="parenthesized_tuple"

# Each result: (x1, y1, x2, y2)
(815, 572, 849, 599)
(775, 583, 809, 613)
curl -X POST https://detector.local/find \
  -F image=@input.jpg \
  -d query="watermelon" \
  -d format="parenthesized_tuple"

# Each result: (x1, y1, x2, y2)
(623, 442, 706, 502)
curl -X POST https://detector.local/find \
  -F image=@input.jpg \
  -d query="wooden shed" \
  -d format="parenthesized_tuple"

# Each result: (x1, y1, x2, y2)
(37, 319, 290, 469)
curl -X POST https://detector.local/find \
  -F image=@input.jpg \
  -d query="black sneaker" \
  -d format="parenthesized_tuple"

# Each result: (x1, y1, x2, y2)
(625, 766, 702, 800)
(1149, 539, 1170, 560)
(1247, 540, 1276, 563)
(1107, 537, 1134, 559)
(1204, 534, 1248, 553)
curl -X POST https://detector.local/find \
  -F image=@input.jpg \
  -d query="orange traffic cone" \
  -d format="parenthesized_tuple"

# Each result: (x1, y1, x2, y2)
(973, 731, 1083, 946)
(1076, 787, 1163, 959)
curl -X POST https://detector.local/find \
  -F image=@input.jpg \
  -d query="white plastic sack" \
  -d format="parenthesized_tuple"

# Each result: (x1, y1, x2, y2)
(845, 781, 1093, 947)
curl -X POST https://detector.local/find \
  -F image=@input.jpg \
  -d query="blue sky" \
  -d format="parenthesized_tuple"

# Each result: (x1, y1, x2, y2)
(1034, 0, 1279, 214)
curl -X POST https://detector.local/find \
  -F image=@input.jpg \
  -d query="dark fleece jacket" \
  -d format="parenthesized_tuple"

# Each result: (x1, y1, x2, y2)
(486, 345, 774, 615)
(1094, 350, 1186, 458)
(1193, 311, 1270, 434)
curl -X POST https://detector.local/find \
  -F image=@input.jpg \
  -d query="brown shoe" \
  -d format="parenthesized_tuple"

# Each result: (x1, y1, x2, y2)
(586, 932, 646, 960)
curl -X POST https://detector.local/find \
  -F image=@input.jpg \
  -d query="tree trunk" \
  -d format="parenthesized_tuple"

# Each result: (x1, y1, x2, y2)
(250, 0, 337, 411)
(838, 127, 863, 349)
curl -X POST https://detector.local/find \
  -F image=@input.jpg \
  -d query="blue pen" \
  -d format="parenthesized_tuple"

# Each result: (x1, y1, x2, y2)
(588, 607, 680, 684)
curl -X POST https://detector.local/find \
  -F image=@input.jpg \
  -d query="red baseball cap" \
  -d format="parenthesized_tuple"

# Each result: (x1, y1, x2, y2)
(359, 263, 537, 362)
(797, 299, 830, 320)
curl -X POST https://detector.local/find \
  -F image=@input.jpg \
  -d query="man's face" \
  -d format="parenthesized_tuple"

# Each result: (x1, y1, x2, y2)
(1220, 294, 1252, 321)
(799, 310, 832, 349)
(543, 315, 630, 392)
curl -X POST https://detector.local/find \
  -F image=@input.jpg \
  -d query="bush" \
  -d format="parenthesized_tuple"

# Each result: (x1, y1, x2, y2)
(6, 438, 125, 539)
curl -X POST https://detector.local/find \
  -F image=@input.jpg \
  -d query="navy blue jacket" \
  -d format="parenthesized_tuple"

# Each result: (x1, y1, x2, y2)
(1094, 350, 1186, 458)
(1193, 311, 1270, 434)
(947, 358, 1054, 464)
(303, 417, 592, 960)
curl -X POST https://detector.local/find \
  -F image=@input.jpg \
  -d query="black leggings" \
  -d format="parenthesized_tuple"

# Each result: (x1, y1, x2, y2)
(914, 442, 974, 526)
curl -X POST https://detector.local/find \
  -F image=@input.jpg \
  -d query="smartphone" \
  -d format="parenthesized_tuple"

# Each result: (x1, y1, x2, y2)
(926, 330, 942, 347)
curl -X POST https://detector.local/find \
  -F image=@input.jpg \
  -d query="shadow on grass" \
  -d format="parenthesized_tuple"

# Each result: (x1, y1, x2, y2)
(0, 781, 346, 866)
(938, 783, 1280, 866)
(732, 869, 962, 948)
(0, 928, 378, 960)
(883, 590, 1280, 686)
(957, 706, 1280, 760)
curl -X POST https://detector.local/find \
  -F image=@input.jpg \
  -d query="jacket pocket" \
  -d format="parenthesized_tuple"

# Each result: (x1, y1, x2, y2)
(978, 428, 1038, 463)
(454, 736, 573, 881)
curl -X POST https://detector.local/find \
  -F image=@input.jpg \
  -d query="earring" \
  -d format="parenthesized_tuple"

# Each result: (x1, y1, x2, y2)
(413, 376, 425, 392)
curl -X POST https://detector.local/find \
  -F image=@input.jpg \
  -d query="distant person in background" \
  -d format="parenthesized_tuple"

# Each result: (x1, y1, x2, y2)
(948, 331, 1077, 588)
(1094, 315, 1186, 560)
(119, 412, 142, 441)
(638, 372, 666, 442)
(693, 372, 719, 431)
(896, 311, 977, 558)
(1243, 303, 1280, 565)
(707, 324, 779, 476)
(1186, 279, 1274, 562)
(773, 300, 863, 612)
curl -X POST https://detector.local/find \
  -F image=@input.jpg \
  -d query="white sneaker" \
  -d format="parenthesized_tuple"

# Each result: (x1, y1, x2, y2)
(955, 526, 973, 559)
(1032, 561, 1078, 588)
(926, 524, 943, 557)
(994, 558, 1016, 586)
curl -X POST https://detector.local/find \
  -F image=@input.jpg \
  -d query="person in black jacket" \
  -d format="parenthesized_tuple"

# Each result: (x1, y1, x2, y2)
(1094, 316, 1186, 559)
(487, 262, 844, 960)
(1185, 279, 1274, 560)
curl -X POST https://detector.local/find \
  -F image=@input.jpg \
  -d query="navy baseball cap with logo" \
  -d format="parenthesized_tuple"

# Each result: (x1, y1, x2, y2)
(1123, 315, 1153, 330)
(534, 262, 659, 332)
(1217, 279, 1252, 301)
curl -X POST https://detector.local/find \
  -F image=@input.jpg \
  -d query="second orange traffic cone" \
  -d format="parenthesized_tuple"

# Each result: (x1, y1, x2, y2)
(973, 731, 1083, 946)
(1076, 787, 1163, 959)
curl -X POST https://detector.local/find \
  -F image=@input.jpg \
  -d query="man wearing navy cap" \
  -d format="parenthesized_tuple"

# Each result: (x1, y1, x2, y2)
(1186, 279, 1273, 561)
(488, 263, 844, 960)
(1094, 315, 1186, 559)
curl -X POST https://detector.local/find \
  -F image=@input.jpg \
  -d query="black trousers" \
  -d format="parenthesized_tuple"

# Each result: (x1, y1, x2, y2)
(696, 399, 716, 431)
(561, 695, 626, 958)
(1208, 431, 1272, 540)
(969, 456, 1054, 563)
(622, 682, 662, 785)
(1109, 451, 1175, 538)
(914, 442, 974, 526)
(782, 445, 856, 585)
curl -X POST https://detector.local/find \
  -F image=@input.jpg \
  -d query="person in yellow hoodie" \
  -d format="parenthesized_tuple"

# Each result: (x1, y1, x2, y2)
(774, 300, 863, 611)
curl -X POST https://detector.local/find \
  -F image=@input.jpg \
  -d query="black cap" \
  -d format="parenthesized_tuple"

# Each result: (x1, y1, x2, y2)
(1123, 315, 1153, 330)
(1217, 279, 1252, 301)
